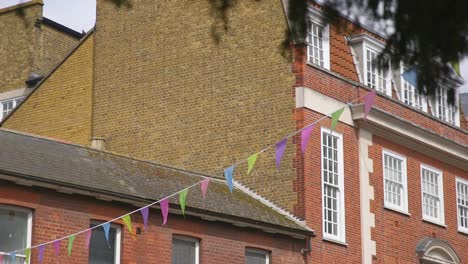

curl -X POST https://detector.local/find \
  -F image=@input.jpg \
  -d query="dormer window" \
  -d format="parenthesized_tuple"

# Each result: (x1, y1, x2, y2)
(0, 97, 23, 122)
(306, 8, 330, 70)
(348, 34, 392, 96)
(435, 87, 459, 126)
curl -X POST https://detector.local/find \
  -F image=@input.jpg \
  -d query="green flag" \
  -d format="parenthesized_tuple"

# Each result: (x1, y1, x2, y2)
(25, 248, 31, 263)
(122, 215, 135, 239)
(451, 60, 461, 76)
(68, 235, 75, 256)
(330, 107, 345, 131)
(179, 189, 189, 216)
(247, 153, 259, 174)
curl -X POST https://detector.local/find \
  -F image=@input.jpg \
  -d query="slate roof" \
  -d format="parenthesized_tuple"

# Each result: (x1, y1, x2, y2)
(0, 129, 312, 237)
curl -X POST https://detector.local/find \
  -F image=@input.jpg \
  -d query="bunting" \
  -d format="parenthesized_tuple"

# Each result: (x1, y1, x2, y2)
(38, 245, 45, 264)
(160, 198, 169, 226)
(10, 252, 15, 263)
(450, 60, 461, 76)
(179, 189, 188, 216)
(363, 89, 376, 120)
(224, 166, 235, 192)
(53, 240, 60, 257)
(0, 254, 3, 263)
(275, 138, 287, 169)
(402, 66, 418, 87)
(200, 178, 210, 205)
(122, 215, 135, 239)
(330, 107, 345, 131)
(68, 235, 75, 256)
(301, 124, 315, 154)
(247, 153, 259, 174)
(85, 229, 92, 249)
(140, 207, 149, 230)
(102, 223, 111, 247)
(25, 248, 31, 263)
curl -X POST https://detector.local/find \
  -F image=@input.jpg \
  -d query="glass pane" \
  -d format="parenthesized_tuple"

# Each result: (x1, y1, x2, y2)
(0, 208, 28, 252)
(246, 250, 267, 264)
(89, 224, 117, 264)
(172, 238, 196, 264)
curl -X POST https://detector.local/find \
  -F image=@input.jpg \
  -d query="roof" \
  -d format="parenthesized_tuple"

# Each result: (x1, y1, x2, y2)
(0, 128, 313, 238)
(41, 17, 84, 39)
(461, 93, 468, 119)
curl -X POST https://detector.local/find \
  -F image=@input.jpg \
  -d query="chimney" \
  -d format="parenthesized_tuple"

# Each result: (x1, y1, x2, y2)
(91, 137, 106, 150)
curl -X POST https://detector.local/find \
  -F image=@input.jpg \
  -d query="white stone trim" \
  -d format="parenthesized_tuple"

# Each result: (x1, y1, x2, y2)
(358, 129, 376, 264)
(0, 88, 29, 101)
(295, 86, 355, 126)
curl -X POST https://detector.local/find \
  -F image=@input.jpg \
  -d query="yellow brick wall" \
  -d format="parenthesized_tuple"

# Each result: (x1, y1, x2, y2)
(0, 1, 42, 92)
(3, 34, 94, 146)
(32, 21, 82, 76)
(92, 0, 298, 211)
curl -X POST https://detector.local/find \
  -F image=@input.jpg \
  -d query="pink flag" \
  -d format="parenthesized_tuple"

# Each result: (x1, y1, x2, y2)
(275, 138, 287, 169)
(140, 207, 149, 229)
(0, 254, 3, 263)
(85, 229, 92, 249)
(363, 89, 376, 120)
(301, 124, 315, 154)
(200, 178, 210, 206)
(38, 245, 45, 264)
(160, 198, 169, 226)
(53, 240, 61, 257)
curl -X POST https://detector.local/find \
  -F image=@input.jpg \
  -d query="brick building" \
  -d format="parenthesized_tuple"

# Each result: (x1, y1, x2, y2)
(1, 0, 467, 264)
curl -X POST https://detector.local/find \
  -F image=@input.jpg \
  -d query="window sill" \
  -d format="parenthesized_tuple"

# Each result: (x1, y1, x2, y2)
(422, 218, 446, 228)
(306, 61, 330, 71)
(457, 229, 468, 236)
(323, 237, 348, 247)
(384, 205, 410, 217)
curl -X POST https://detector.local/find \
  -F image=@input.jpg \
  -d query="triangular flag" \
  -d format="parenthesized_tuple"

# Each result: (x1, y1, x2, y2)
(10, 252, 15, 263)
(0, 254, 3, 263)
(275, 138, 287, 169)
(122, 215, 135, 239)
(160, 198, 169, 226)
(84, 229, 92, 249)
(363, 89, 376, 120)
(247, 153, 259, 174)
(330, 107, 345, 131)
(402, 66, 418, 87)
(102, 223, 111, 247)
(179, 189, 188, 217)
(301, 124, 315, 154)
(140, 207, 149, 230)
(224, 166, 235, 193)
(25, 248, 31, 264)
(38, 245, 45, 264)
(450, 60, 460, 76)
(53, 240, 61, 257)
(200, 178, 210, 206)
(68, 235, 75, 256)
(140, 207, 149, 229)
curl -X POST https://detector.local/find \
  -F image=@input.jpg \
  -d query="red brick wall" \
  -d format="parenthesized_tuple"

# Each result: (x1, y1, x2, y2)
(370, 136, 468, 263)
(0, 183, 306, 264)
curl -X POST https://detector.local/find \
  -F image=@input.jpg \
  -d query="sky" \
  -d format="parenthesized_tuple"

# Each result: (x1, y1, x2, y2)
(1, 0, 468, 93)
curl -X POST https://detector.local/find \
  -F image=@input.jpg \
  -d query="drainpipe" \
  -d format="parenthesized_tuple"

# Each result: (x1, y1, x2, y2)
(301, 236, 312, 255)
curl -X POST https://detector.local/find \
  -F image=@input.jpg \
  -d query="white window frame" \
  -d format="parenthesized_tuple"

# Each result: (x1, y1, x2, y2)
(364, 44, 392, 96)
(456, 177, 468, 234)
(400, 64, 427, 112)
(0, 204, 33, 264)
(0, 97, 23, 122)
(245, 248, 270, 264)
(434, 86, 459, 126)
(420, 165, 445, 226)
(89, 221, 121, 264)
(320, 127, 346, 243)
(382, 149, 408, 214)
(306, 8, 330, 70)
(172, 235, 200, 264)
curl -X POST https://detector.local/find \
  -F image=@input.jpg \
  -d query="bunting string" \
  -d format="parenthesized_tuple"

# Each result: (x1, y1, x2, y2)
(2, 88, 378, 261)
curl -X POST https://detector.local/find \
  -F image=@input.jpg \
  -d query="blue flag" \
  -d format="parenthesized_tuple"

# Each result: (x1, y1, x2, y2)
(102, 222, 111, 247)
(402, 66, 418, 87)
(10, 252, 16, 262)
(224, 166, 235, 193)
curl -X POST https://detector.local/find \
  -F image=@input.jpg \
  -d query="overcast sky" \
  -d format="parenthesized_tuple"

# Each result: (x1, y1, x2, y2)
(1, 0, 468, 93)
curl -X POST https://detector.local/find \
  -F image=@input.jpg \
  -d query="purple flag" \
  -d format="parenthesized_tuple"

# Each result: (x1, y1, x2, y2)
(200, 178, 210, 206)
(363, 89, 376, 120)
(301, 124, 315, 154)
(140, 207, 149, 229)
(53, 240, 61, 257)
(275, 138, 287, 169)
(38, 245, 45, 264)
(85, 229, 92, 249)
(160, 198, 169, 226)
